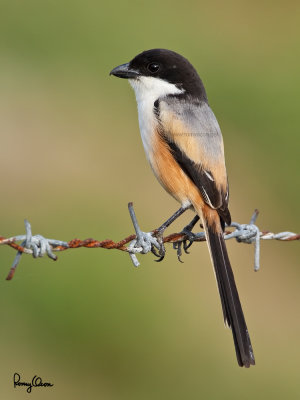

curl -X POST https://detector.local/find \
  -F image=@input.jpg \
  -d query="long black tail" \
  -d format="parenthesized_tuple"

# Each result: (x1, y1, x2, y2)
(203, 218, 255, 367)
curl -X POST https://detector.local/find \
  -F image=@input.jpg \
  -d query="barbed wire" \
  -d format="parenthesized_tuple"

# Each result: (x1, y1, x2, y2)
(0, 204, 299, 281)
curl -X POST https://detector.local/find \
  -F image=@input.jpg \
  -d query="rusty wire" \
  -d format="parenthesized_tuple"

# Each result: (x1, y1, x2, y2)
(0, 204, 299, 281)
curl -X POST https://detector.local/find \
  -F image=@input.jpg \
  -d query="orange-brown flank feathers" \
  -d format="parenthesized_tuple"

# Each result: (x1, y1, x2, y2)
(149, 127, 205, 208)
(149, 125, 223, 232)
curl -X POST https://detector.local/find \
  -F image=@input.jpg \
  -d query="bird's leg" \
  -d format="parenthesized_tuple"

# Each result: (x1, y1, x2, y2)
(156, 206, 188, 233)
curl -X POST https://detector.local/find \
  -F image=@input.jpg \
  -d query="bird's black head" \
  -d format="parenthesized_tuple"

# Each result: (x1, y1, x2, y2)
(110, 49, 207, 101)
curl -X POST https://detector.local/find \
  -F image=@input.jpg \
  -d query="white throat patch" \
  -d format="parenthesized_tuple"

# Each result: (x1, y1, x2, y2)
(129, 76, 184, 160)
(129, 76, 183, 104)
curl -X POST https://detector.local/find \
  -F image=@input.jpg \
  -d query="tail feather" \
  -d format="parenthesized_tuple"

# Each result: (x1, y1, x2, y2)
(202, 215, 255, 367)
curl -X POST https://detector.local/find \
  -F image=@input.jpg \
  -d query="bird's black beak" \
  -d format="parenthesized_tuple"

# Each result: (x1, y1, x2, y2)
(110, 63, 140, 79)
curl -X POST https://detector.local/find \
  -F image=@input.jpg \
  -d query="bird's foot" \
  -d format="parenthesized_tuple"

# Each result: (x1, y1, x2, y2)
(173, 215, 200, 262)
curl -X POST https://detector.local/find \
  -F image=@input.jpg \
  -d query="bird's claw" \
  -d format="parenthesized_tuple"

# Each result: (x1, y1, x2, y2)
(173, 241, 184, 263)
(182, 228, 198, 252)
(173, 227, 198, 262)
(152, 230, 166, 262)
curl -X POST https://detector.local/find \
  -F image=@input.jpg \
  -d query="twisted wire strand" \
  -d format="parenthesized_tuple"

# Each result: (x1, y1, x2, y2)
(1, 206, 298, 281)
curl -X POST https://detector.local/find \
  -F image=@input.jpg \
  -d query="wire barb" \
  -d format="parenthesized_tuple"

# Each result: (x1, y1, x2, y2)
(0, 205, 299, 280)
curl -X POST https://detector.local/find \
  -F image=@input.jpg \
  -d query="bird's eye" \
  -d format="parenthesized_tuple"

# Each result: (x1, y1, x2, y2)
(147, 63, 160, 73)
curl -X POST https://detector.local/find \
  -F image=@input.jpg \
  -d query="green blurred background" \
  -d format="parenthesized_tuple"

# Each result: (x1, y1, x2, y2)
(0, 0, 299, 399)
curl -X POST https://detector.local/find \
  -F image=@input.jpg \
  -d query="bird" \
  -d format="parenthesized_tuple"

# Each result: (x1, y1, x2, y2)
(110, 48, 255, 367)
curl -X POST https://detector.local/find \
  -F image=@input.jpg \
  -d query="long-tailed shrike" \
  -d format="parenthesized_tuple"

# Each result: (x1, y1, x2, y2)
(110, 49, 255, 367)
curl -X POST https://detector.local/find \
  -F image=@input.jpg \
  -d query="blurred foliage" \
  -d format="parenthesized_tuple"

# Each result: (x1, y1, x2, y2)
(0, 1, 299, 399)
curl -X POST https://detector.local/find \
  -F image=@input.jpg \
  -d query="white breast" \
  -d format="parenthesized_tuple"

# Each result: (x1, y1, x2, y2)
(129, 76, 183, 159)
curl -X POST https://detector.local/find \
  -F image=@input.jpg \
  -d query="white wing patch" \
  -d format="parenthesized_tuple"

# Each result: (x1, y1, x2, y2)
(204, 170, 214, 181)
